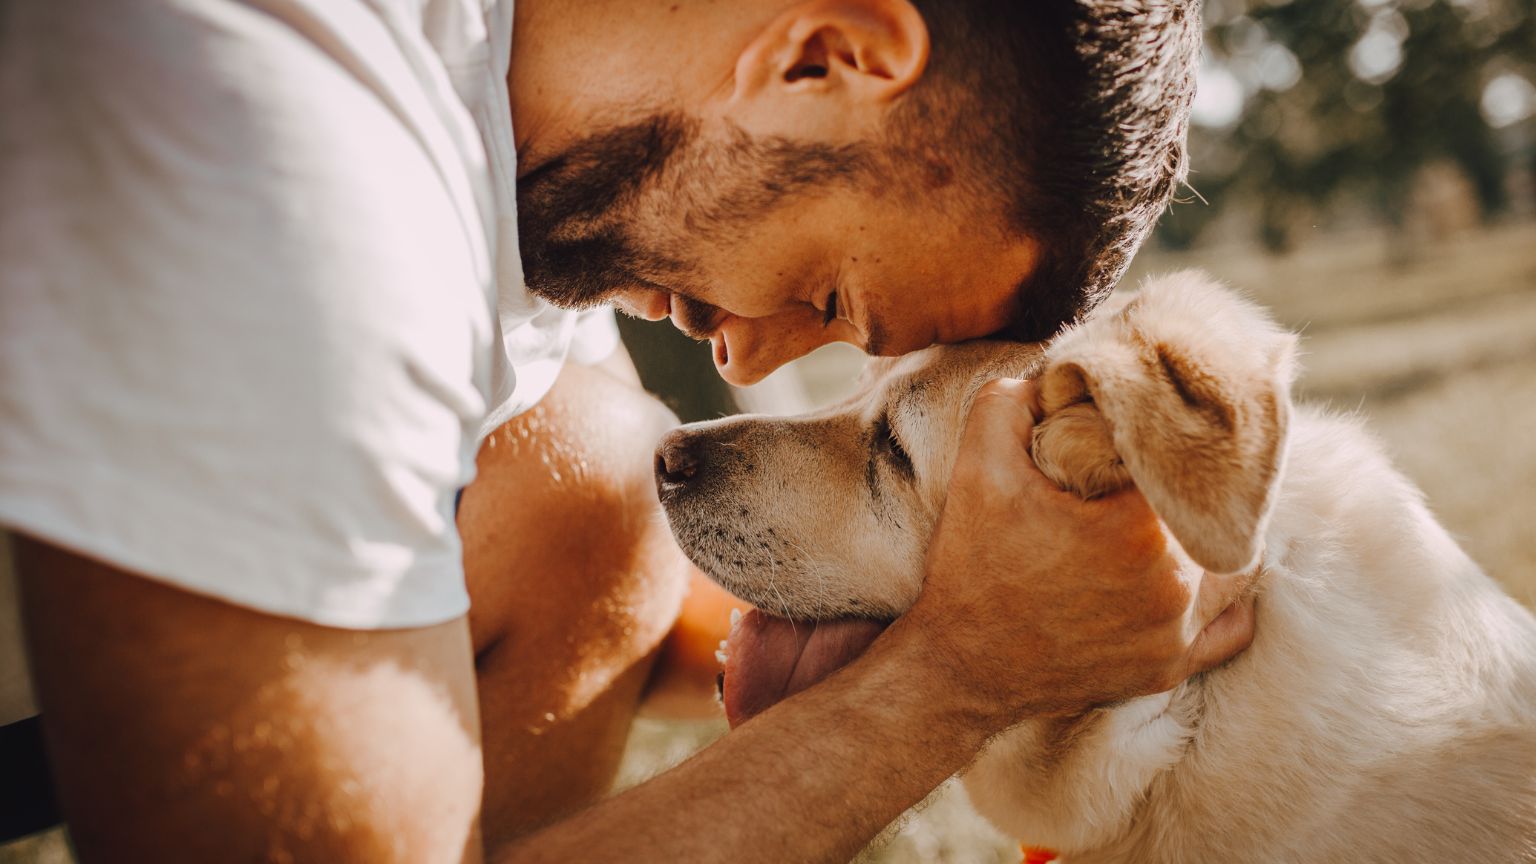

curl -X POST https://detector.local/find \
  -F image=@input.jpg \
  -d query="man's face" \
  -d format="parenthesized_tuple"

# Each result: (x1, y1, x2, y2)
(516, 113, 1040, 386)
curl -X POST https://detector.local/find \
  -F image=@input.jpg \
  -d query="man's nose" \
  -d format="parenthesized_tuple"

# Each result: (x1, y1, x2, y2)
(613, 289, 671, 321)
(712, 310, 846, 387)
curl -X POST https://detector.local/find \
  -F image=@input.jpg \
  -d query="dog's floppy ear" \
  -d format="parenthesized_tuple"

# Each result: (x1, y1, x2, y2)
(1030, 271, 1298, 575)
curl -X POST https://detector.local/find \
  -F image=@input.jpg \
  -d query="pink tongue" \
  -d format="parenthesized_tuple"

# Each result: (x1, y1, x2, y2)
(722, 609, 888, 728)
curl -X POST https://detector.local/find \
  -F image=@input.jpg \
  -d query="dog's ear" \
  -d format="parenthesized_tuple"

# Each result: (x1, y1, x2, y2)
(1030, 272, 1297, 575)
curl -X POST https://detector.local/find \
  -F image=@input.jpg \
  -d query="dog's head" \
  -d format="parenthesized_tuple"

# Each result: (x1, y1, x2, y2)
(656, 340, 1044, 621)
(656, 272, 1296, 722)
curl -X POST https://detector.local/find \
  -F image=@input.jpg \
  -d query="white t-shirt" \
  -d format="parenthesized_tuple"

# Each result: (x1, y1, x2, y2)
(0, 0, 618, 724)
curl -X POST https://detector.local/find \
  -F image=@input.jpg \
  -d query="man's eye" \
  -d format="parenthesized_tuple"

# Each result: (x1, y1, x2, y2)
(822, 292, 839, 327)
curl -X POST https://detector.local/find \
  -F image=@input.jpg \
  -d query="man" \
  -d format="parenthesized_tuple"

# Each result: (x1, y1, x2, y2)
(0, 0, 1251, 861)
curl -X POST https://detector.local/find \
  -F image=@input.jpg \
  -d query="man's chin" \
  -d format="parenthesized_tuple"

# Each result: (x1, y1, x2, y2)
(720, 610, 890, 728)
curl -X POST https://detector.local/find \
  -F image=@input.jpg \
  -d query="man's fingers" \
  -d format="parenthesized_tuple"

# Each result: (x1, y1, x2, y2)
(1184, 594, 1256, 677)
(964, 378, 1038, 446)
(1019, 377, 1044, 423)
(952, 379, 1052, 493)
(958, 378, 1262, 684)
(1178, 564, 1261, 676)
(1194, 565, 1262, 630)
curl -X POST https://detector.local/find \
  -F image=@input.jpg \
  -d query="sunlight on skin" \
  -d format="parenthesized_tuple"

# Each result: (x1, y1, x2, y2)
(17, 534, 486, 863)
(176, 647, 484, 861)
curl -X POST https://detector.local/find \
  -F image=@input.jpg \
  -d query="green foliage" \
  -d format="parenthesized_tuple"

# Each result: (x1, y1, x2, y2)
(1161, 0, 1535, 251)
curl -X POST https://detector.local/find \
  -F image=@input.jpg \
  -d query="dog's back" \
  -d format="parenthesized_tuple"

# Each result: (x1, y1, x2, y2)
(1111, 410, 1536, 863)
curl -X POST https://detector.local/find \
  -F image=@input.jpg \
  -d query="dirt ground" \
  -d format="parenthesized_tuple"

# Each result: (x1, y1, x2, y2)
(4, 223, 1532, 863)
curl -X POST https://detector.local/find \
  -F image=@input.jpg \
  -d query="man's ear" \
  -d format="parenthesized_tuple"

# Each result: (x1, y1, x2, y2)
(730, 0, 928, 135)
(1031, 272, 1298, 575)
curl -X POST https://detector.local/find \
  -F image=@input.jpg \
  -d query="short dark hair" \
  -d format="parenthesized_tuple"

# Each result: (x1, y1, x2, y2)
(893, 0, 1202, 341)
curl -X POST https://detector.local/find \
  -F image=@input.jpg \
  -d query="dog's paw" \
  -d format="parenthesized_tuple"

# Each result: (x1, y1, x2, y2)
(1031, 399, 1129, 499)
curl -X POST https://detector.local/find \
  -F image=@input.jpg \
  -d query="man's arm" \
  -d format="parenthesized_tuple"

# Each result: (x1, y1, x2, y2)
(21, 538, 959, 864)
(502, 613, 995, 864)
(17, 538, 485, 863)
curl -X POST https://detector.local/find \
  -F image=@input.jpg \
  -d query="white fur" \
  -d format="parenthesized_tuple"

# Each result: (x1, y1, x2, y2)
(962, 277, 1536, 863)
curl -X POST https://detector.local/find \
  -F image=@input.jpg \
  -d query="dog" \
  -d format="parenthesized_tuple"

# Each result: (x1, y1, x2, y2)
(654, 271, 1536, 863)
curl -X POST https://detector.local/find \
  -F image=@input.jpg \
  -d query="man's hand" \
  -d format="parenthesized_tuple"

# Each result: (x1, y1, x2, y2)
(905, 378, 1257, 722)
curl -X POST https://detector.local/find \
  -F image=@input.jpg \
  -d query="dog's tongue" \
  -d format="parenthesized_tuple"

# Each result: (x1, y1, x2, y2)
(722, 610, 888, 728)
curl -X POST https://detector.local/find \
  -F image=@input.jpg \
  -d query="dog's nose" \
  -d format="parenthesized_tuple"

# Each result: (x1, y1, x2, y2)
(655, 430, 703, 487)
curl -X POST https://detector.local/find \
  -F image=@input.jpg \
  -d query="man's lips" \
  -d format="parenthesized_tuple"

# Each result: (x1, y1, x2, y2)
(720, 609, 889, 727)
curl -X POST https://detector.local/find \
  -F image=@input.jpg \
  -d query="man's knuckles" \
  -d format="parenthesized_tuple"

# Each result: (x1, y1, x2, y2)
(965, 379, 1037, 438)
(973, 376, 1035, 407)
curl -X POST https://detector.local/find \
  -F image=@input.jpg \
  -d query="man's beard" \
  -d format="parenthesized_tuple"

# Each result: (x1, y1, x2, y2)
(515, 113, 695, 309)
(516, 110, 868, 312)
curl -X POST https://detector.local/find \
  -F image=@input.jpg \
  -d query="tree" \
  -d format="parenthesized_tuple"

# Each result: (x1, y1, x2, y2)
(1160, 0, 1536, 252)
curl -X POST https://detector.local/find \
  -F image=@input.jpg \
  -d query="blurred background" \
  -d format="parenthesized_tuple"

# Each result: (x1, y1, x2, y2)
(4, 0, 1533, 861)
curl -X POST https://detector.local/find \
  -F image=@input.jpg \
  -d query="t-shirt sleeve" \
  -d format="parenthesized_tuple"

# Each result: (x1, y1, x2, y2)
(0, 1, 495, 628)
(566, 307, 623, 366)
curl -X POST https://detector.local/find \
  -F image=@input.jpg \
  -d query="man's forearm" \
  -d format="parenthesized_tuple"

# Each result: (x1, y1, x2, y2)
(496, 613, 991, 864)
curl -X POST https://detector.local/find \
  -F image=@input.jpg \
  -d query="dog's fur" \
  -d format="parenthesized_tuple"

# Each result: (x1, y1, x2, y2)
(656, 271, 1536, 863)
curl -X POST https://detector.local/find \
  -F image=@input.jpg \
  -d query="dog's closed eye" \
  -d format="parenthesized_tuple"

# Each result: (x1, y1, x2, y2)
(873, 414, 914, 478)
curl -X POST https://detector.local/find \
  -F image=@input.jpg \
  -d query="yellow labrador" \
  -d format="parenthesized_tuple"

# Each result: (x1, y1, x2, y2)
(655, 271, 1536, 863)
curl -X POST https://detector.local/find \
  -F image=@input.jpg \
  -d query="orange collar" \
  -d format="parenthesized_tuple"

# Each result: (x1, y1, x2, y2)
(1022, 845, 1059, 864)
